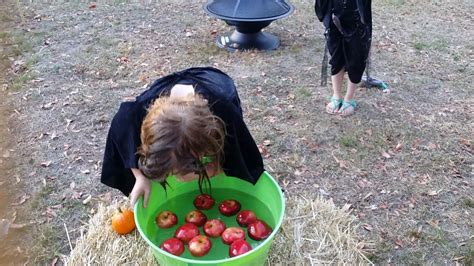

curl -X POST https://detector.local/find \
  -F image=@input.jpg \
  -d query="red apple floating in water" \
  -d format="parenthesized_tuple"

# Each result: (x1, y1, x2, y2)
(236, 210, 257, 227)
(156, 210, 178, 229)
(221, 227, 246, 245)
(229, 239, 252, 257)
(185, 210, 207, 227)
(218, 199, 241, 216)
(160, 237, 184, 256)
(203, 219, 226, 238)
(188, 235, 212, 257)
(174, 223, 200, 244)
(194, 194, 215, 210)
(248, 220, 272, 241)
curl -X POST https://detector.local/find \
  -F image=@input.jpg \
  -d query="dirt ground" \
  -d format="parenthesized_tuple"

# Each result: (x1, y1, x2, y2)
(0, 0, 472, 264)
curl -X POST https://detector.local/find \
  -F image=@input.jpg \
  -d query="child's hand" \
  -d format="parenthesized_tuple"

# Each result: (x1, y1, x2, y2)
(130, 169, 151, 208)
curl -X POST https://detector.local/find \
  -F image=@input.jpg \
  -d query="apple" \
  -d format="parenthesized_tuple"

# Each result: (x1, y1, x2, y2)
(156, 210, 178, 229)
(194, 194, 215, 210)
(185, 210, 207, 227)
(221, 227, 246, 245)
(160, 237, 184, 256)
(248, 220, 272, 241)
(188, 235, 212, 257)
(203, 219, 226, 238)
(229, 239, 252, 257)
(218, 199, 241, 216)
(174, 223, 200, 244)
(236, 210, 257, 227)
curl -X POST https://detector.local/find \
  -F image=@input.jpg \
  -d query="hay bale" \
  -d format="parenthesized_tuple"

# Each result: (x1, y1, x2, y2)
(267, 195, 371, 265)
(66, 196, 370, 265)
(66, 200, 156, 265)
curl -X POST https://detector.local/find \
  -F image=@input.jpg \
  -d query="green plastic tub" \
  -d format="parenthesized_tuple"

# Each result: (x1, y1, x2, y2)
(134, 171, 285, 266)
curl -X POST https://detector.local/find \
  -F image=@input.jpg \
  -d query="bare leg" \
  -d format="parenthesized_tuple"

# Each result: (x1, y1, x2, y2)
(326, 68, 345, 114)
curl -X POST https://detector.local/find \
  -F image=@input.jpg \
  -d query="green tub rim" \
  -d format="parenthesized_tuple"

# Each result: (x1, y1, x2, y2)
(134, 171, 285, 264)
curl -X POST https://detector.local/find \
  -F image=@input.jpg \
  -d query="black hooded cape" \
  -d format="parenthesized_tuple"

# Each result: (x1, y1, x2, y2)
(101, 67, 264, 195)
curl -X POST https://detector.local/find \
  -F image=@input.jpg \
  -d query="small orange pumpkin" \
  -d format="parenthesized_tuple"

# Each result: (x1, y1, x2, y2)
(111, 208, 136, 235)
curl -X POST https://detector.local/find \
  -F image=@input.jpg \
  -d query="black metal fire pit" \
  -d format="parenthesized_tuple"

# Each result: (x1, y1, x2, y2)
(203, 0, 294, 52)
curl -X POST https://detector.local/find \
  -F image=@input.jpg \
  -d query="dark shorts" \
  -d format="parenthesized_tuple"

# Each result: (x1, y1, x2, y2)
(326, 19, 371, 83)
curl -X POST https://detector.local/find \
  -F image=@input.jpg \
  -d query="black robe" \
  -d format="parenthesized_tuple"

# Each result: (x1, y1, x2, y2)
(315, 0, 372, 34)
(101, 67, 264, 195)
(315, 0, 372, 83)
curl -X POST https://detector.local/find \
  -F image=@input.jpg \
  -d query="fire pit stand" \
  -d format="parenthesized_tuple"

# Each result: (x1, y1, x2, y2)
(203, 0, 294, 52)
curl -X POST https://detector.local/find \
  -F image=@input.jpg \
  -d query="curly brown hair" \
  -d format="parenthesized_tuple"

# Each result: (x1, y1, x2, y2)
(137, 94, 225, 192)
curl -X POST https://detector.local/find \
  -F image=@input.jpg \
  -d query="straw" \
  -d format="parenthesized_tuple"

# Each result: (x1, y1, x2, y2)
(66, 196, 370, 265)
(267, 195, 373, 265)
(65, 200, 156, 266)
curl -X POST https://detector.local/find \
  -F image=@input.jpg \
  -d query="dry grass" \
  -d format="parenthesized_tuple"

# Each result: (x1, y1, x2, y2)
(66, 196, 369, 265)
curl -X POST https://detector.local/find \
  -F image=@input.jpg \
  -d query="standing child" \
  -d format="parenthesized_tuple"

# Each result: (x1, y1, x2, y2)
(101, 67, 264, 208)
(315, 0, 372, 116)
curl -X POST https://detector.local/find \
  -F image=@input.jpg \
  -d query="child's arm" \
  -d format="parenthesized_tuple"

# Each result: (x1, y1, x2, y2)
(130, 168, 151, 208)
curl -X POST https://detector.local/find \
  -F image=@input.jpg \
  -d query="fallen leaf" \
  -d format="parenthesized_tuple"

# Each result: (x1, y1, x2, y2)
(82, 195, 92, 205)
(11, 194, 30, 206)
(412, 139, 422, 150)
(263, 139, 271, 146)
(257, 144, 270, 158)
(382, 151, 391, 159)
(363, 192, 373, 200)
(71, 191, 82, 200)
(51, 257, 59, 266)
(394, 239, 403, 248)
(9, 222, 36, 229)
(427, 219, 440, 228)
(362, 223, 373, 231)
(331, 151, 347, 169)
(40, 161, 52, 167)
(427, 142, 438, 150)
(50, 204, 63, 209)
(427, 190, 442, 196)
(41, 102, 56, 110)
(65, 119, 73, 129)
(44, 208, 57, 218)
(394, 143, 403, 152)
(459, 138, 471, 148)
